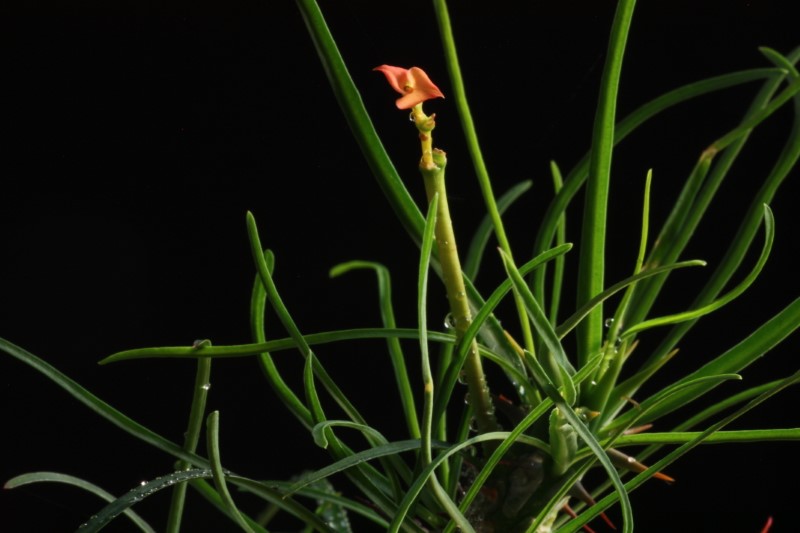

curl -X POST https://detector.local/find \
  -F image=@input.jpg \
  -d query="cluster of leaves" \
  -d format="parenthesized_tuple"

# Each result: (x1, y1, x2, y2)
(3, 1, 800, 532)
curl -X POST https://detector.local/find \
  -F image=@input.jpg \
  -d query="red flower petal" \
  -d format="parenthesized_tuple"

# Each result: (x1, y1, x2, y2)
(374, 65, 444, 110)
(373, 65, 410, 95)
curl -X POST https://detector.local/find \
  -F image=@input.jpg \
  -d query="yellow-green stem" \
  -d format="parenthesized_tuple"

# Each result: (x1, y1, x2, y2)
(412, 105, 497, 434)
(432, 0, 535, 356)
(424, 160, 497, 434)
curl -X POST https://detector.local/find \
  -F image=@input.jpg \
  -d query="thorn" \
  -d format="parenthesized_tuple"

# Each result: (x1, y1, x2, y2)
(497, 393, 515, 405)
(562, 504, 597, 533)
(620, 396, 641, 409)
(652, 470, 676, 484)
(623, 423, 653, 435)
(570, 482, 617, 530)
(607, 448, 675, 484)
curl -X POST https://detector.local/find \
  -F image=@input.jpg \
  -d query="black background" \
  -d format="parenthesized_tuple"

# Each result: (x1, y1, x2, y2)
(1, 1, 799, 531)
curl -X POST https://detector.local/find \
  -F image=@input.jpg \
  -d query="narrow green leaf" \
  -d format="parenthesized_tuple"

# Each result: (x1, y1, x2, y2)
(166, 353, 212, 533)
(562, 371, 800, 532)
(263, 479, 382, 529)
(311, 420, 389, 452)
(576, 0, 638, 372)
(329, 261, 420, 438)
(245, 213, 405, 521)
(498, 249, 576, 405)
(310, 420, 413, 495)
(671, 379, 792, 432)
(611, 296, 800, 429)
(1, 337, 208, 468)
(583, 170, 654, 417)
(294, 0, 424, 243)
(525, 349, 634, 533)
(207, 476, 335, 533)
(624, 49, 800, 364)
(432, 0, 534, 357)
(531, 67, 787, 310)
(759, 46, 799, 76)
(101, 327, 454, 363)
(4, 472, 155, 533)
(545, 161, 567, 323)
(206, 411, 255, 533)
(389, 432, 524, 533)
(288, 439, 441, 495)
(246, 212, 366, 427)
(418, 192, 439, 468)
(445, 355, 602, 533)
(304, 351, 326, 427)
(621, 204, 774, 339)
(555, 259, 706, 339)
(75, 469, 215, 533)
(463, 181, 532, 281)
(249, 249, 312, 427)
(710, 76, 800, 152)
(415, 194, 473, 532)
(611, 428, 800, 446)
(436, 245, 572, 414)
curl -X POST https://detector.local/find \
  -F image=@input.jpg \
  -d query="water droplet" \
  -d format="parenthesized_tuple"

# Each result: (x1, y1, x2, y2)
(485, 402, 496, 416)
(457, 370, 468, 385)
(201, 383, 211, 391)
(409, 112, 416, 122)
(464, 392, 471, 405)
(590, 380, 597, 386)
(444, 312, 456, 329)
(469, 417, 479, 432)
(456, 291, 466, 299)
(517, 384, 527, 397)
(140, 480, 147, 486)
(604, 318, 614, 328)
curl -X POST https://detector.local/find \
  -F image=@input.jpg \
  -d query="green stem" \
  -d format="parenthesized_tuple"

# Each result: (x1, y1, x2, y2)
(165, 352, 212, 533)
(417, 144, 498, 436)
(432, 0, 535, 353)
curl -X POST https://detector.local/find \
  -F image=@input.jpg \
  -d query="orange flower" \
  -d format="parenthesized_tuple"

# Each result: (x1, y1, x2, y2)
(374, 65, 444, 110)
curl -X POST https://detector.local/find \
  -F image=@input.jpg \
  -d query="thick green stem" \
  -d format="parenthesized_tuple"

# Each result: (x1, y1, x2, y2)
(432, 0, 535, 354)
(417, 143, 498, 435)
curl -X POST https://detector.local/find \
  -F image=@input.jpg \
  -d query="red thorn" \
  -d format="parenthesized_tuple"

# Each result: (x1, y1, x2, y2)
(497, 393, 514, 405)
(569, 482, 617, 530)
(599, 511, 617, 530)
(562, 504, 597, 533)
(652, 471, 676, 484)
(760, 516, 773, 533)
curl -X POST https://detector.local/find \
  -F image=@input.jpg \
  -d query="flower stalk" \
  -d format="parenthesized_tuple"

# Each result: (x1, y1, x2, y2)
(375, 64, 498, 434)
(411, 103, 499, 436)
